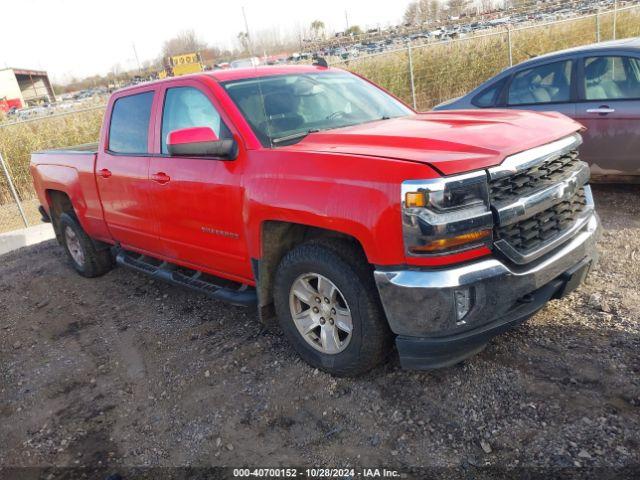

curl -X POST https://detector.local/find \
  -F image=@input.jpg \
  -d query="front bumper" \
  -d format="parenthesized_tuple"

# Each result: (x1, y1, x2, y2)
(374, 213, 601, 369)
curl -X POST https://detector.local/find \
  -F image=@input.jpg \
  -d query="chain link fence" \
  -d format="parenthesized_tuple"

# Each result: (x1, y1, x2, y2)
(334, 3, 640, 109)
(0, 106, 105, 233)
(0, 3, 639, 234)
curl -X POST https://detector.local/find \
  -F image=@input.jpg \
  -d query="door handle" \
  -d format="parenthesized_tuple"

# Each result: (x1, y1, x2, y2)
(151, 172, 171, 184)
(586, 106, 615, 114)
(99, 168, 112, 178)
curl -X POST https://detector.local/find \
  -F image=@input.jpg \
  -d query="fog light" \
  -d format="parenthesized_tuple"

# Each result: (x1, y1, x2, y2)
(454, 288, 474, 324)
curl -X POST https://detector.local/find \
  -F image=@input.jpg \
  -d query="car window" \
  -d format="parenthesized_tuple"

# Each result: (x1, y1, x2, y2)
(472, 78, 506, 107)
(161, 87, 232, 154)
(108, 91, 154, 154)
(508, 60, 573, 105)
(584, 56, 640, 100)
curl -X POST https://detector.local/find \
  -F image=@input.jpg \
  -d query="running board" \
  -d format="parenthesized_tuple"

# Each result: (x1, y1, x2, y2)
(115, 250, 257, 308)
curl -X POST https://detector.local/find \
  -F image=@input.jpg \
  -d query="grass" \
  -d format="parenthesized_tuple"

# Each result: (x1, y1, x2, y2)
(0, 108, 104, 204)
(0, 6, 638, 232)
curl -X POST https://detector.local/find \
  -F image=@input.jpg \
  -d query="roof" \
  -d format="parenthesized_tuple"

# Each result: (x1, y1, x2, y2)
(206, 64, 338, 82)
(113, 64, 341, 95)
(0, 67, 49, 76)
(518, 37, 640, 67)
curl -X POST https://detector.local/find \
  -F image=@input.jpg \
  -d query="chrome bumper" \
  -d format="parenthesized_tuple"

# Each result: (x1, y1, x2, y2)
(374, 213, 601, 337)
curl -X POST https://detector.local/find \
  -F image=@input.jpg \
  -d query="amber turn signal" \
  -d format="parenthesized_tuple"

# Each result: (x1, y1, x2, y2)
(405, 191, 427, 208)
(410, 230, 491, 254)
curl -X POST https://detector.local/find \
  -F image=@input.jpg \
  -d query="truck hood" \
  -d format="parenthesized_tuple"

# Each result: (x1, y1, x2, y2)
(285, 110, 583, 176)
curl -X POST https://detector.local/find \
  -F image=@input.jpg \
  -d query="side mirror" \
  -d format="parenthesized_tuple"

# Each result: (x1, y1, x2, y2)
(167, 126, 237, 159)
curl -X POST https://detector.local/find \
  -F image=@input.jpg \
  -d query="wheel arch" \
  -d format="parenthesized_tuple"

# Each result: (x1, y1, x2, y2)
(252, 220, 370, 324)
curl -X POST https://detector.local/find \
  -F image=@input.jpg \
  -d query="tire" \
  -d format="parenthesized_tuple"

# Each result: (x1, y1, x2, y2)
(58, 212, 113, 278)
(273, 240, 393, 377)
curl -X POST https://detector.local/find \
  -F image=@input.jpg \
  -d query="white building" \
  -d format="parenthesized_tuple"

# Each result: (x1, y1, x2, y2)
(0, 68, 56, 108)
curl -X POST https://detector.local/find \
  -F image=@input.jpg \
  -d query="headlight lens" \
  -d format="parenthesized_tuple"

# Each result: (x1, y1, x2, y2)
(401, 171, 494, 256)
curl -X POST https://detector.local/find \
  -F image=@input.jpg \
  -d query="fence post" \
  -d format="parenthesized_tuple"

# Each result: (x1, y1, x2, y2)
(507, 27, 513, 67)
(407, 43, 417, 110)
(0, 151, 29, 228)
(596, 9, 601, 42)
(613, 0, 618, 40)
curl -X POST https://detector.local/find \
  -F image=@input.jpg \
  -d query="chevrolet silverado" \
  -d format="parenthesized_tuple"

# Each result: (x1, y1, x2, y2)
(30, 65, 600, 376)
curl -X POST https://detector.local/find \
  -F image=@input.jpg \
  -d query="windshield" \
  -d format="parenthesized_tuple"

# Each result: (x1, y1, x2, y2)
(221, 71, 412, 146)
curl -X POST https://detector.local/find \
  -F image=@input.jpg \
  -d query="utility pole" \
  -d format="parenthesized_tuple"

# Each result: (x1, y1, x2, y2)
(345, 10, 349, 30)
(241, 6, 254, 56)
(132, 42, 141, 72)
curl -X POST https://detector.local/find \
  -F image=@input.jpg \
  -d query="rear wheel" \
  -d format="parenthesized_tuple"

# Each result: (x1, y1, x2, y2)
(274, 241, 392, 376)
(59, 212, 113, 278)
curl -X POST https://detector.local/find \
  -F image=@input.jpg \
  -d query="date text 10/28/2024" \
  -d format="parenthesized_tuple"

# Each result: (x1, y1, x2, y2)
(233, 468, 401, 478)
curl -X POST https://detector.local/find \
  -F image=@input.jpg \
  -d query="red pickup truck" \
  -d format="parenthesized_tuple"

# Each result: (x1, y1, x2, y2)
(31, 65, 600, 376)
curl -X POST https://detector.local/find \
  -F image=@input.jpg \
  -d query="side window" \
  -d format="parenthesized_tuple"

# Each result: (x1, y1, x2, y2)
(108, 92, 154, 154)
(584, 56, 640, 100)
(508, 60, 573, 105)
(161, 87, 232, 154)
(472, 78, 507, 107)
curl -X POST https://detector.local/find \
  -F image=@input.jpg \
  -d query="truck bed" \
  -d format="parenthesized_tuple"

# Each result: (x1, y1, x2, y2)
(30, 143, 109, 243)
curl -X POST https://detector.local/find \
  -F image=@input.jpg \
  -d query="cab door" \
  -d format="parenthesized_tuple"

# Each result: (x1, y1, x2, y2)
(574, 54, 640, 176)
(96, 89, 160, 254)
(147, 80, 251, 283)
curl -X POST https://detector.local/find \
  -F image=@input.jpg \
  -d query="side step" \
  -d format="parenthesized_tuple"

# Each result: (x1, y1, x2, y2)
(115, 249, 257, 308)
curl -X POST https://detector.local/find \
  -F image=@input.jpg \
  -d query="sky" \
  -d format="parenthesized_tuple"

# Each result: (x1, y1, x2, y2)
(0, 0, 413, 83)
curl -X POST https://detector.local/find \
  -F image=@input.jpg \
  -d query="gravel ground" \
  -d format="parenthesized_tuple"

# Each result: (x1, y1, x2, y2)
(0, 185, 638, 478)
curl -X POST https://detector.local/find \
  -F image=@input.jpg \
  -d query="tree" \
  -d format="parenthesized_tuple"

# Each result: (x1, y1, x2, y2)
(161, 30, 207, 58)
(479, 0, 494, 14)
(310, 20, 325, 39)
(403, 2, 420, 25)
(345, 25, 363, 36)
(447, 0, 471, 17)
(237, 32, 250, 53)
(403, 0, 443, 26)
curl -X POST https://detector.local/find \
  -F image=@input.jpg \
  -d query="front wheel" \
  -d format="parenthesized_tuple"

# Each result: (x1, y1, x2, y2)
(273, 241, 392, 376)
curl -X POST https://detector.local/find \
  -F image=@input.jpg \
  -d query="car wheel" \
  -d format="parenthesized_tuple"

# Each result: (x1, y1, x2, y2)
(274, 240, 392, 376)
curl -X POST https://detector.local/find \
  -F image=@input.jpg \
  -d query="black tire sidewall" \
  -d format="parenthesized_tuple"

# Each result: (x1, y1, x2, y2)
(274, 244, 388, 376)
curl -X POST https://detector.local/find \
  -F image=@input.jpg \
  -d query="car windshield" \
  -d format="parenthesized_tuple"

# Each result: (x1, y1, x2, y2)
(221, 71, 412, 146)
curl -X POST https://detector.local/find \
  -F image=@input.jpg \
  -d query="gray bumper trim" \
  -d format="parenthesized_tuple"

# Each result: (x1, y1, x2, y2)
(374, 213, 600, 337)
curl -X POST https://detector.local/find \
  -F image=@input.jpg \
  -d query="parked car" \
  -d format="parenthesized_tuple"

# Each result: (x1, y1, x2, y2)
(434, 38, 640, 181)
(230, 57, 261, 69)
(30, 65, 599, 376)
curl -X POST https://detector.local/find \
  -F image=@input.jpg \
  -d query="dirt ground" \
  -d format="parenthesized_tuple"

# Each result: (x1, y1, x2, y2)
(1, 185, 639, 477)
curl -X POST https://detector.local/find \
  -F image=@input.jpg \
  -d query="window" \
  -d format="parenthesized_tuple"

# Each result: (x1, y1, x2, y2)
(472, 78, 507, 107)
(161, 87, 231, 154)
(108, 92, 154, 153)
(222, 72, 412, 147)
(584, 56, 640, 100)
(508, 60, 573, 105)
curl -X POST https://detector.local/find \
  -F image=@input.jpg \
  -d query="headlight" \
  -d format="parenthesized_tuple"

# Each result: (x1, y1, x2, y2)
(401, 171, 494, 256)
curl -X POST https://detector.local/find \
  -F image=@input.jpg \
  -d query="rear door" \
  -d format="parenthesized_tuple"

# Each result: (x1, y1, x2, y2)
(147, 79, 252, 283)
(502, 58, 577, 117)
(96, 89, 160, 253)
(574, 54, 640, 176)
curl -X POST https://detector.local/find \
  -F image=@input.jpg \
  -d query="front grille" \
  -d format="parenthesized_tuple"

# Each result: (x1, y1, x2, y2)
(490, 149, 581, 204)
(495, 187, 588, 255)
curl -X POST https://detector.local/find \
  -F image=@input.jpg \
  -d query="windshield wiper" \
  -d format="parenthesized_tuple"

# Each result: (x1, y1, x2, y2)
(272, 129, 320, 145)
